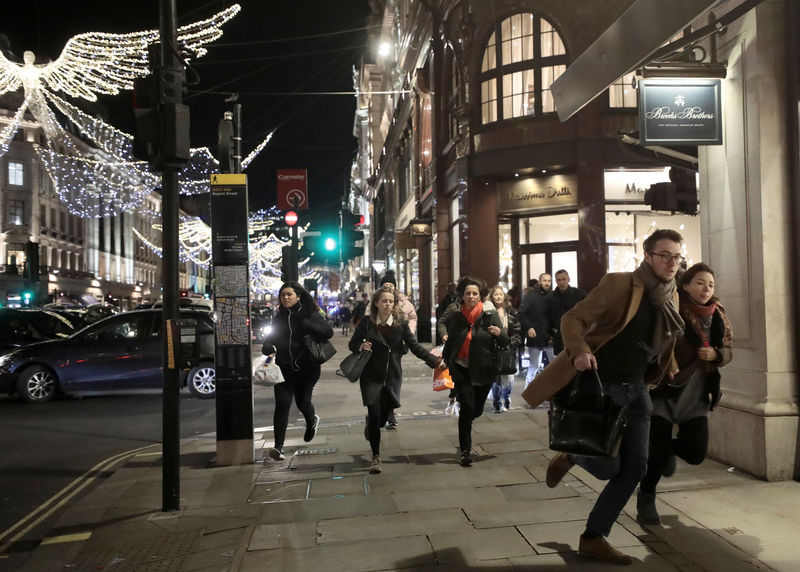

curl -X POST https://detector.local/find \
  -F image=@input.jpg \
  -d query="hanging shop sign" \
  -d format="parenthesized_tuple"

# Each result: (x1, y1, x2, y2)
(639, 79, 722, 146)
(277, 169, 308, 210)
(498, 174, 578, 213)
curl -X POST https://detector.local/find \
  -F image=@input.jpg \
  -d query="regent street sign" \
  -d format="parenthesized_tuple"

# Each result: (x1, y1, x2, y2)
(498, 174, 578, 213)
(639, 79, 722, 146)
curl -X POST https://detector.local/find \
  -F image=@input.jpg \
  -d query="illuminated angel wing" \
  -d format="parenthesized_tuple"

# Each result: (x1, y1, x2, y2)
(0, 50, 23, 95)
(36, 4, 241, 101)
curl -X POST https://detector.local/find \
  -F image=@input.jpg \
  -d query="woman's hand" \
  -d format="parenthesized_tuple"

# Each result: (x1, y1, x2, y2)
(360, 341, 372, 352)
(441, 334, 448, 343)
(434, 357, 444, 369)
(697, 346, 718, 362)
(488, 325, 501, 337)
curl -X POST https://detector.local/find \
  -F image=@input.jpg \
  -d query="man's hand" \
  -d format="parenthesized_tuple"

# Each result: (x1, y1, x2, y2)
(572, 353, 597, 371)
(488, 325, 501, 336)
(527, 327, 536, 338)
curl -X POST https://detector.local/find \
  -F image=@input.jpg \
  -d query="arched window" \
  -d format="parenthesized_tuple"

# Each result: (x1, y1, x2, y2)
(448, 49, 463, 142)
(479, 13, 567, 124)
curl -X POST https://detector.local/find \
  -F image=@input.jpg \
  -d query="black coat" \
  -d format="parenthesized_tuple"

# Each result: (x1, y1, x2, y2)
(349, 317, 439, 408)
(518, 289, 551, 347)
(546, 286, 587, 353)
(262, 301, 333, 371)
(442, 302, 509, 387)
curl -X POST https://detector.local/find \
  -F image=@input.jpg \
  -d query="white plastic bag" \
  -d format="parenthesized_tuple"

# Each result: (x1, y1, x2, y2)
(253, 355, 283, 386)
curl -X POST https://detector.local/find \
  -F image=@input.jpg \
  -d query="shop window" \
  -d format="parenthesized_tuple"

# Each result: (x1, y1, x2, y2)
(7, 200, 24, 225)
(609, 71, 637, 108)
(498, 223, 512, 288)
(8, 161, 24, 186)
(448, 52, 463, 142)
(518, 213, 578, 244)
(420, 94, 432, 167)
(480, 13, 567, 124)
(6, 242, 24, 265)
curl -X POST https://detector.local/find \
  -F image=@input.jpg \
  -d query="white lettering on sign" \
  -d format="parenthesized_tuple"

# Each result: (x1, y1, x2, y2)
(645, 106, 715, 120)
(277, 174, 306, 180)
(498, 174, 578, 213)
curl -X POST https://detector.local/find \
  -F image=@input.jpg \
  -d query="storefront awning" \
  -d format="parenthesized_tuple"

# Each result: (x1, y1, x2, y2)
(551, 0, 717, 122)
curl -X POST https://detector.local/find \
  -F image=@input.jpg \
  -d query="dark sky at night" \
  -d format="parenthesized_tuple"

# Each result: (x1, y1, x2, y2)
(1, 0, 371, 213)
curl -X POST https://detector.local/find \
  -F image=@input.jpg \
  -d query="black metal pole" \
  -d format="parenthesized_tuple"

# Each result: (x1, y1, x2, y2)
(233, 103, 242, 174)
(290, 196, 300, 282)
(160, 0, 181, 513)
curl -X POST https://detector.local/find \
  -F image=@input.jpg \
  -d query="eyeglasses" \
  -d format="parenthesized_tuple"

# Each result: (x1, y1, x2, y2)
(649, 251, 685, 265)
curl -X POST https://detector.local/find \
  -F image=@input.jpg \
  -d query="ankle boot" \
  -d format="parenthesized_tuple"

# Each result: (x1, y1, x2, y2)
(636, 491, 661, 525)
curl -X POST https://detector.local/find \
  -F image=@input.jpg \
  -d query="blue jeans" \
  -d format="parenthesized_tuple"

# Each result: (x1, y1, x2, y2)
(569, 379, 652, 537)
(491, 376, 513, 408)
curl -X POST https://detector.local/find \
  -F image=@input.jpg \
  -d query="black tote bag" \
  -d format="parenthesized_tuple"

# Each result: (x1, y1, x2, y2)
(548, 368, 628, 458)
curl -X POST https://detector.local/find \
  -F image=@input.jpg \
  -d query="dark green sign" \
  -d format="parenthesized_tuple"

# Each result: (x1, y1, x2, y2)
(639, 79, 722, 146)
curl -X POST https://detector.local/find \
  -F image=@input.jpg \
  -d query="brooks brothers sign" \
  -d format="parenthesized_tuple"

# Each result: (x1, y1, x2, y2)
(639, 79, 722, 146)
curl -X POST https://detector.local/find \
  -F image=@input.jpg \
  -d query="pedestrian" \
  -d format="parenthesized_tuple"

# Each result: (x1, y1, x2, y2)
(518, 274, 554, 390)
(441, 276, 508, 467)
(349, 285, 442, 474)
(261, 281, 334, 461)
(546, 269, 587, 355)
(636, 262, 733, 525)
(487, 284, 522, 413)
(524, 228, 684, 565)
(352, 291, 369, 326)
(369, 271, 418, 429)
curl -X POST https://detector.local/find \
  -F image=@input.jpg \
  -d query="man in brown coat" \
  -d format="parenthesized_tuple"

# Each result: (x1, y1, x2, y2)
(523, 228, 684, 566)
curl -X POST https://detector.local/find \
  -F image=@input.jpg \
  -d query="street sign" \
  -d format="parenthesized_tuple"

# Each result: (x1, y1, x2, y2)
(277, 169, 308, 210)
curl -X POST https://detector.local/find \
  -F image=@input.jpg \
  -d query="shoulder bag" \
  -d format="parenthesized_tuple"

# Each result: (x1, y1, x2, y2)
(303, 334, 337, 364)
(548, 368, 628, 458)
(495, 344, 517, 375)
(336, 349, 372, 383)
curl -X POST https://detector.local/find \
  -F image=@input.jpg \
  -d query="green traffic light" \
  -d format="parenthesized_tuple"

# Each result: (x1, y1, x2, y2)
(324, 237, 337, 251)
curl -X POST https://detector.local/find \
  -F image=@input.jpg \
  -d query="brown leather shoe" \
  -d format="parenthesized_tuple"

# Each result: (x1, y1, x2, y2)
(546, 452, 574, 488)
(578, 536, 632, 566)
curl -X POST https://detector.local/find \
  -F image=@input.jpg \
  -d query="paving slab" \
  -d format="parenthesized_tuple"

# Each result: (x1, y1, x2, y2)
(467, 496, 594, 529)
(249, 521, 317, 550)
(428, 526, 536, 564)
(241, 535, 435, 572)
(316, 507, 472, 543)
(255, 493, 397, 524)
(392, 485, 507, 512)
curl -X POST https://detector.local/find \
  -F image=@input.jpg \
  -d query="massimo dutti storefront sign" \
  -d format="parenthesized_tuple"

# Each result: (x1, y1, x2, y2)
(639, 79, 722, 145)
(498, 174, 578, 213)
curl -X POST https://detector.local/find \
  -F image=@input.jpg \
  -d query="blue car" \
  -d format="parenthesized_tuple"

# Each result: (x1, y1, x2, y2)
(0, 309, 216, 403)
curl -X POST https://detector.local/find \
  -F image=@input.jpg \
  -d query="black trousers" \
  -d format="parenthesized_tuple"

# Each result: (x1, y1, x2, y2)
(640, 414, 708, 493)
(366, 388, 395, 456)
(450, 363, 493, 453)
(273, 363, 320, 448)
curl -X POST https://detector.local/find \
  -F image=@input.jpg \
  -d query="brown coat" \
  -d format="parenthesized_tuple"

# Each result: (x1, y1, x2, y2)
(521, 272, 679, 409)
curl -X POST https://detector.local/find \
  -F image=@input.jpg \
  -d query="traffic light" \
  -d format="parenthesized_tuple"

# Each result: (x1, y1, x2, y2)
(23, 241, 40, 282)
(300, 228, 339, 266)
(340, 210, 364, 261)
(280, 244, 292, 281)
(22, 291, 32, 306)
(643, 168, 698, 215)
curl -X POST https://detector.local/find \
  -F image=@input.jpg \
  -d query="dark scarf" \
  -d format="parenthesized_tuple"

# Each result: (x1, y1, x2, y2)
(458, 301, 483, 359)
(633, 261, 684, 356)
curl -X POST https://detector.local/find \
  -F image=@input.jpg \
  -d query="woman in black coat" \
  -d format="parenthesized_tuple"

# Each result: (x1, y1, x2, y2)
(262, 281, 333, 461)
(349, 285, 441, 474)
(442, 276, 508, 467)
(487, 284, 522, 413)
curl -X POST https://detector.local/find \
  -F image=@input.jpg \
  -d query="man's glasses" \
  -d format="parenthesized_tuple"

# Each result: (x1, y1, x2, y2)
(649, 251, 685, 265)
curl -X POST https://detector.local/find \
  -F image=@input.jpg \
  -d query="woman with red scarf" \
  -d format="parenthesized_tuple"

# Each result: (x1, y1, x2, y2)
(637, 263, 733, 525)
(442, 276, 508, 467)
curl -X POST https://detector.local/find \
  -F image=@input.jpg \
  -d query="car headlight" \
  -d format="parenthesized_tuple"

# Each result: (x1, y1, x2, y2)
(261, 325, 272, 336)
(0, 352, 17, 368)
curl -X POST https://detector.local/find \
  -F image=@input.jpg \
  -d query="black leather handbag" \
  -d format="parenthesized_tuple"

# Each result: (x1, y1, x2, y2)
(548, 368, 628, 458)
(495, 346, 517, 375)
(303, 335, 337, 364)
(336, 350, 372, 383)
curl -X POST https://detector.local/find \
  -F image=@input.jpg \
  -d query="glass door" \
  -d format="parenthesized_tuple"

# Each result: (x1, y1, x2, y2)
(518, 243, 578, 292)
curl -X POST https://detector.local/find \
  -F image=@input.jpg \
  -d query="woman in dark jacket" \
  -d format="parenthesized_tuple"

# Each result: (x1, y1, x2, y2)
(637, 263, 733, 525)
(442, 276, 508, 467)
(350, 285, 441, 474)
(487, 284, 522, 413)
(262, 281, 333, 461)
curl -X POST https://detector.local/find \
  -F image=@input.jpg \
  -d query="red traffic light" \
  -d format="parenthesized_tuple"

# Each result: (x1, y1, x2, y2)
(285, 210, 299, 226)
(357, 214, 365, 226)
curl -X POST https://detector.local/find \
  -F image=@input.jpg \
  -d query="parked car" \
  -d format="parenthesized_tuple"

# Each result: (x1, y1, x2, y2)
(0, 308, 216, 403)
(0, 308, 82, 353)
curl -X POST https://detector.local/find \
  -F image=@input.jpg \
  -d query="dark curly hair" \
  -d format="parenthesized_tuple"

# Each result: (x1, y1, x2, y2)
(455, 276, 488, 300)
(277, 281, 319, 312)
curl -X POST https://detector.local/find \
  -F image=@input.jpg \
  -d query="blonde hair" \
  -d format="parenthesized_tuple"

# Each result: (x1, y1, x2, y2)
(486, 284, 510, 308)
(369, 285, 403, 323)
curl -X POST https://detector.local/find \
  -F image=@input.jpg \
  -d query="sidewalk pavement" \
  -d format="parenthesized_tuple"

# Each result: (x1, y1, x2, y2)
(16, 365, 800, 571)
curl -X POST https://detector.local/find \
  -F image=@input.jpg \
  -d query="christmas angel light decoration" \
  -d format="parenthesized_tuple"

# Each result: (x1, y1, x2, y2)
(0, 4, 273, 218)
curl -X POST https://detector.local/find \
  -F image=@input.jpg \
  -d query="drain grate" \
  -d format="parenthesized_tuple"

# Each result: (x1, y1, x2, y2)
(67, 529, 201, 571)
(293, 448, 338, 456)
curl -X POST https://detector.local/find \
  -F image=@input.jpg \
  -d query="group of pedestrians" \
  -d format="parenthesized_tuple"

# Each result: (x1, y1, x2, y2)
(259, 228, 733, 567)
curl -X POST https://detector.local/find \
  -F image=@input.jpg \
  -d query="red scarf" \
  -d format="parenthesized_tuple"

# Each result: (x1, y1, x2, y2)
(681, 299, 716, 346)
(458, 301, 483, 359)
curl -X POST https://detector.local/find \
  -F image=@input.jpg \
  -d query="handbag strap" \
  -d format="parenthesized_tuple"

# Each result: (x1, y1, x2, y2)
(569, 367, 604, 400)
